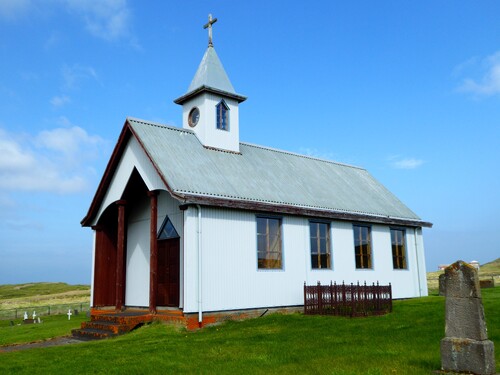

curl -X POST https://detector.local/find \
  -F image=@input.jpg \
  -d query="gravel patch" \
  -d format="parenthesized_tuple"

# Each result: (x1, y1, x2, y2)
(0, 336, 86, 353)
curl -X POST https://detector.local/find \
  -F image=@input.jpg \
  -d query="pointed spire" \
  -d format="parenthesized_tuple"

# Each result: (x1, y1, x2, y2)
(174, 15, 246, 105)
(187, 46, 235, 94)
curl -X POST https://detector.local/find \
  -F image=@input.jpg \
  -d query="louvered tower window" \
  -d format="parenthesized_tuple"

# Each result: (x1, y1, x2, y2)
(216, 100, 229, 130)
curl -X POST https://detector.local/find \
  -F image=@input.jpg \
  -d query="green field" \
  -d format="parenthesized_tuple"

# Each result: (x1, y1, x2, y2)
(0, 283, 90, 310)
(0, 314, 87, 346)
(0, 288, 498, 374)
(427, 257, 500, 294)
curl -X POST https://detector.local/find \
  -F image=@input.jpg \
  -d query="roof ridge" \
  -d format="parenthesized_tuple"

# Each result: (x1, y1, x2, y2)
(240, 141, 365, 170)
(126, 117, 195, 135)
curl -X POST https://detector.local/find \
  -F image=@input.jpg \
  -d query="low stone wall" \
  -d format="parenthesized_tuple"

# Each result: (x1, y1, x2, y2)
(479, 279, 495, 289)
(184, 306, 302, 330)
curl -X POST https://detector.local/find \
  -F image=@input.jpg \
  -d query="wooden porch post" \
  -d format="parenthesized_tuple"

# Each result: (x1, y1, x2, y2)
(148, 191, 159, 313)
(115, 200, 127, 311)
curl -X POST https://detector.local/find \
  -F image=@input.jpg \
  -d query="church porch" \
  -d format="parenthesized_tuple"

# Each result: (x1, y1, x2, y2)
(72, 307, 186, 340)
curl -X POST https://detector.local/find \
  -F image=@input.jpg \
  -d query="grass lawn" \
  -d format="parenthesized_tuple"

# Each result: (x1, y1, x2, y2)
(0, 287, 498, 374)
(0, 314, 88, 346)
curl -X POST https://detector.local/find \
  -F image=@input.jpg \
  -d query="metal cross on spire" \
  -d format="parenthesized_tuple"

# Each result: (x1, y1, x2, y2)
(203, 14, 218, 47)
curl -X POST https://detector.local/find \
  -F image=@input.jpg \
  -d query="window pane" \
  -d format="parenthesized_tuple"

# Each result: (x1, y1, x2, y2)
(257, 218, 266, 235)
(318, 223, 327, 238)
(256, 217, 282, 269)
(320, 238, 327, 254)
(311, 255, 319, 269)
(354, 225, 371, 269)
(391, 229, 406, 269)
(320, 254, 329, 269)
(355, 244, 361, 257)
(310, 238, 318, 254)
(158, 217, 179, 240)
(268, 219, 279, 236)
(310, 222, 317, 237)
(269, 235, 280, 253)
(257, 235, 267, 252)
(353, 226, 360, 246)
(310, 222, 331, 269)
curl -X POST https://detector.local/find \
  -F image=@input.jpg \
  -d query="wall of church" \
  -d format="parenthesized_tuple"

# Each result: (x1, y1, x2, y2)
(182, 207, 427, 313)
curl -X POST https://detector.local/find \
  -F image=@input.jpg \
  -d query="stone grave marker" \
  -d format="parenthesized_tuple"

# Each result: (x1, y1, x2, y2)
(440, 260, 496, 375)
(438, 273, 445, 296)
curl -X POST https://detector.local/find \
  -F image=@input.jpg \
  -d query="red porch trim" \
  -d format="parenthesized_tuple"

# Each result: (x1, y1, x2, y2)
(148, 191, 159, 313)
(115, 200, 127, 311)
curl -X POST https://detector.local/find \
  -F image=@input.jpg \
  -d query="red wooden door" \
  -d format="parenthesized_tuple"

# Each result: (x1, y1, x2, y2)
(157, 238, 180, 307)
(93, 228, 117, 306)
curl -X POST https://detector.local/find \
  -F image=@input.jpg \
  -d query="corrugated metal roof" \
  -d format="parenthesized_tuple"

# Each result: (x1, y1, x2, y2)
(127, 118, 422, 222)
(187, 46, 236, 95)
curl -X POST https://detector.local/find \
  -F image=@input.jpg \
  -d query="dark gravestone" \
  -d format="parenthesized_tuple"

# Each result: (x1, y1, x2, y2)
(438, 273, 445, 296)
(23, 319, 35, 324)
(440, 260, 496, 374)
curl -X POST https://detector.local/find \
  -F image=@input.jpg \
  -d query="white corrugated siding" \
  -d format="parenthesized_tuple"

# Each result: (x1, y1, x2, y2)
(181, 92, 240, 152)
(125, 192, 150, 306)
(182, 207, 427, 313)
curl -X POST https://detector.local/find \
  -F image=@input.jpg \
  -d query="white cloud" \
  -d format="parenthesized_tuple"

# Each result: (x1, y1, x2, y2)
(0, 0, 32, 20)
(62, 0, 132, 41)
(457, 51, 500, 96)
(298, 147, 337, 161)
(36, 121, 102, 156)
(388, 156, 424, 170)
(62, 64, 99, 90)
(44, 31, 62, 49)
(50, 95, 71, 107)
(0, 194, 16, 209)
(0, 123, 105, 194)
(1, 0, 137, 45)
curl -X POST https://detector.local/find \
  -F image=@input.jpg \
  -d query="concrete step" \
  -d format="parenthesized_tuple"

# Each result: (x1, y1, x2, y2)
(81, 320, 131, 335)
(71, 328, 117, 340)
(74, 310, 187, 340)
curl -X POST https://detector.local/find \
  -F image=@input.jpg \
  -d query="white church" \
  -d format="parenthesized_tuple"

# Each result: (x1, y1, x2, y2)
(82, 15, 432, 326)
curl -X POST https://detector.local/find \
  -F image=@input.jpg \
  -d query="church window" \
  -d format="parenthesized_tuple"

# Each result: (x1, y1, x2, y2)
(256, 216, 282, 269)
(310, 221, 331, 269)
(391, 228, 407, 269)
(353, 225, 372, 269)
(157, 216, 179, 240)
(216, 100, 229, 130)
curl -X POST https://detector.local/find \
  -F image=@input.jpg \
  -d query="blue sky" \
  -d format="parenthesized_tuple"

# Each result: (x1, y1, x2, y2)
(0, 1, 499, 284)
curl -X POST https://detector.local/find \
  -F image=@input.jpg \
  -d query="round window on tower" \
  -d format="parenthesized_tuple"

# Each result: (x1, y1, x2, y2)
(188, 107, 200, 127)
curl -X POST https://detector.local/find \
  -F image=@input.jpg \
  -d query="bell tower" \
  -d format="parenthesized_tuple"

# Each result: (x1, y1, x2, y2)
(174, 14, 246, 153)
